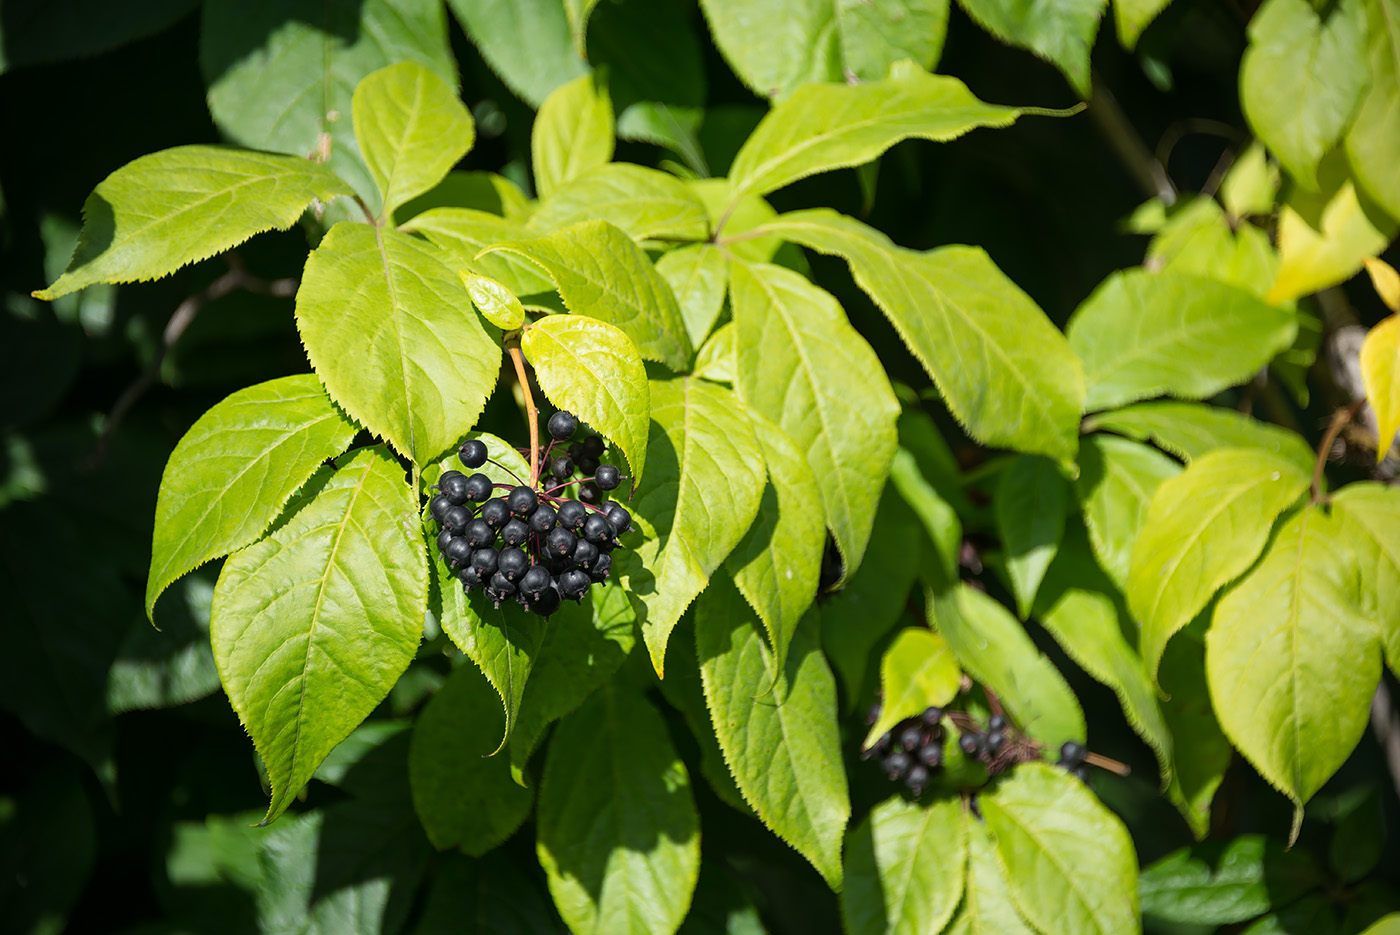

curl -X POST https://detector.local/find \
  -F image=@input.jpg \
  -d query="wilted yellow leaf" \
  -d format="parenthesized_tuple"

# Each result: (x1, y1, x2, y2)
(1361, 314, 1400, 462)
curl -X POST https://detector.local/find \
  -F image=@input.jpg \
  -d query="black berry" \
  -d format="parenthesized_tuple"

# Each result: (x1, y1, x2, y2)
(559, 568, 590, 600)
(529, 503, 557, 534)
(436, 528, 454, 553)
(918, 743, 943, 768)
(429, 494, 453, 522)
(984, 731, 1005, 755)
(457, 565, 483, 590)
(906, 763, 930, 795)
(550, 455, 574, 480)
(920, 707, 943, 726)
(590, 552, 612, 582)
(572, 538, 599, 570)
(548, 411, 577, 440)
(501, 518, 529, 547)
(898, 725, 923, 752)
(604, 502, 632, 535)
(557, 500, 587, 531)
(498, 547, 528, 581)
(577, 455, 600, 476)
(595, 464, 620, 490)
(578, 480, 602, 504)
(480, 498, 510, 529)
(459, 438, 488, 468)
(508, 485, 537, 516)
(583, 514, 615, 545)
(529, 585, 562, 617)
(464, 473, 494, 503)
(883, 751, 910, 781)
(581, 435, 604, 458)
(547, 526, 576, 559)
(465, 519, 494, 549)
(520, 565, 551, 597)
(488, 571, 516, 600)
(439, 471, 469, 504)
(988, 714, 1007, 732)
(471, 548, 499, 576)
(443, 537, 473, 568)
(1059, 741, 1087, 767)
(958, 733, 981, 756)
(442, 505, 473, 534)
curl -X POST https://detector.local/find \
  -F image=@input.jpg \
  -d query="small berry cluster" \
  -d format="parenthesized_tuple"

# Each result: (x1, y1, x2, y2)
(862, 705, 947, 797)
(1058, 740, 1089, 782)
(427, 411, 632, 617)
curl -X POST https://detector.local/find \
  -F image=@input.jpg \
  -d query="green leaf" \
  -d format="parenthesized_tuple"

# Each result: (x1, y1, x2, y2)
(353, 61, 475, 220)
(533, 73, 615, 198)
(725, 62, 1023, 205)
(863, 628, 961, 749)
(821, 486, 924, 705)
(1333, 482, 1400, 674)
(403, 208, 554, 296)
(692, 179, 785, 262)
(725, 412, 826, 671)
(1084, 400, 1315, 474)
(696, 581, 849, 889)
(1346, 0, 1400, 220)
(438, 582, 546, 756)
(528, 163, 711, 242)
(447, 0, 587, 107)
(838, 0, 951, 81)
(481, 220, 693, 370)
(146, 375, 357, 621)
(692, 321, 736, 385)
(1240, 0, 1368, 190)
(409, 659, 533, 853)
(425, 431, 530, 491)
(508, 584, 636, 782)
(1075, 433, 1181, 588)
(1221, 142, 1281, 220)
(210, 446, 427, 824)
(201, 0, 456, 213)
(730, 259, 899, 576)
(537, 685, 700, 935)
(395, 169, 533, 224)
(1206, 506, 1379, 821)
(947, 814, 1038, 935)
(656, 243, 728, 347)
(981, 762, 1139, 935)
(888, 447, 961, 583)
(462, 272, 526, 330)
(996, 455, 1068, 618)
(112, 573, 221, 713)
(1158, 627, 1234, 839)
(1066, 269, 1299, 412)
(841, 796, 965, 935)
(35, 146, 353, 301)
(1114, 0, 1173, 49)
(296, 222, 501, 465)
(1140, 835, 1322, 925)
(958, 0, 1105, 96)
(522, 314, 651, 484)
(1130, 447, 1309, 679)
(1146, 196, 1279, 298)
(750, 209, 1084, 462)
(564, 0, 602, 54)
(1360, 914, 1400, 935)
(618, 378, 767, 675)
(927, 584, 1085, 750)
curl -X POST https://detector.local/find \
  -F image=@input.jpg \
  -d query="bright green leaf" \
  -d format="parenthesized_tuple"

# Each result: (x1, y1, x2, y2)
(409, 659, 533, 853)
(1206, 506, 1379, 825)
(888, 448, 960, 584)
(730, 259, 899, 577)
(446, 0, 587, 107)
(528, 163, 711, 242)
(1130, 447, 1309, 679)
(1346, 0, 1400, 221)
(564, 0, 601, 54)
(691, 321, 736, 384)
(1139, 835, 1323, 925)
(725, 62, 1023, 206)
(618, 378, 767, 675)
(537, 685, 700, 935)
(1239, 0, 1367, 189)
(1361, 315, 1400, 461)
(995, 455, 1068, 617)
(725, 411, 825, 671)
(1268, 168, 1397, 304)
(210, 446, 427, 824)
(1333, 482, 1400, 674)
(656, 243, 728, 347)
(461, 272, 526, 330)
(403, 208, 554, 296)
(863, 628, 960, 749)
(1221, 142, 1280, 219)
(1075, 433, 1181, 588)
(981, 762, 1139, 935)
(35, 146, 353, 301)
(1067, 269, 1298, 412)
(696, 581, 850, 889)
(201, 0, 456, 213)
(481, 219, 692, 370)
(749, 209, 1084, 462)
(692, 179, 785, 263)
(146, 375, 357, 621)
(353, 61, 475, 220)
(1085, 400, 1315, 474)
(946, 814, 1038, 935)
(841, 795, 965, 935)
(927, 584, 1085, 750)
(1115, 0, 1173, 49)
(522, 314, 650, 484)
(1158, 627, 1234, 839)
(394, 169, 533, 224)
(1360, 914, 1400, 935)
(837, 0, 951, 81)
(1146, 196, 1279, 298)
(533, 73, 614, 198)
(957, 0, 1107, 97)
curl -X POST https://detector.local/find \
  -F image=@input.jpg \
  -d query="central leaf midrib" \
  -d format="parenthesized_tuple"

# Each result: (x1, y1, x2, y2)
(374, 227, 417, 459)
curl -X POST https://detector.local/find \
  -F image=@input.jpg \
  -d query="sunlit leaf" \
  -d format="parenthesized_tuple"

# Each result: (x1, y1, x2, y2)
(1075, 433, 1181, 588)
(957, 0, 1106, 97)
(1084, 400, 1314, 474)
(533, 73, 614, 198)
(841, 795, 965, 935)
(1360, 315, 1400, 462)
(528, 163, 710, 242)
(996, 455, 1068, 617)
(863, 628, 960, 749)
(1333, 482, 1400, 675)
(1345, 0, 1400, 221)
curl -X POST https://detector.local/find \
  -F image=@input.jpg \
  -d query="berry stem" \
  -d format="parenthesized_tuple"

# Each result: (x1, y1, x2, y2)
(1083, 751, 1131, 776)
(486, 458, 526, 485)
(1311, 398, 1365, 504)
(507, 344, 541, 487)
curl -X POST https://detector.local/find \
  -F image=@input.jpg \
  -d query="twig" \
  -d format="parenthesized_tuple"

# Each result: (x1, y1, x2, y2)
(1087, 73, 1177, 205)
(1310, 399, 1365, 503)
(88, 253, 297, 468)
(507, 344, 541, 485)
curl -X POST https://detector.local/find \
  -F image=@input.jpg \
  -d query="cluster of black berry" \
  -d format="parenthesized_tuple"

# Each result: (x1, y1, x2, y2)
(426, 411, 632, 617)
(1058, 740, 1089, 782)
(862, 705, 947, 797)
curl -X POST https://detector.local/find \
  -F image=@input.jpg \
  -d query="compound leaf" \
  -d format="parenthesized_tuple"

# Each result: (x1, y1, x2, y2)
(863, 628, 961, 749)
(481, 220, 692, 370)
(532, 73, 615, 198)
(981, 762, 1139, 935)
(409, 658, 533, 854)
(536, 685, 700, 935)
(1206, 507, 1379, 823)
(36, 146, 352, 301)
(296, 222, 501, 465)
(696, 580, 849, 889)
(1067, 269, 1298, 412)
(147, 375, 358, 621)
(528, 163, 710, 242)
(353, 60, 474, 220)
(1129, 447, 1309, 680)
(522, 314, 651, 485)
(730, 259, 899, 579)
(210, 446, 427, 825)
(841, 795, 965, 935)
(618, 378, 767, 675)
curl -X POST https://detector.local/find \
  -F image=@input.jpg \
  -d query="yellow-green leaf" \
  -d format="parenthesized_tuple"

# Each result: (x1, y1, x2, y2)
(532, 73, 614, 198)
(1361, 315, 1400, 461)
(1268, 171, 1397, 304)
(863, 628, 960, 749)
(461, 272, 525, 330)
(1345, 0, 1400, 221)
